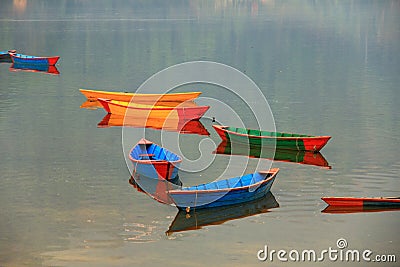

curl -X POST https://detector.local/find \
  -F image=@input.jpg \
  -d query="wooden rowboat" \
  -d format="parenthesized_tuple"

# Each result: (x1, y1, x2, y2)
(322, 197, 400, 207)
(97, 98, 209, 120)
(166, 192, 278, 235)
(214, 140, 330, 168)
(10, 53, 60, 66)
(213, 125, 331, 152)
(168, 168, 279, 210)
(129, 138, 182, 180)
(97, 113, 210, 136)
(79, 88, 201, 103)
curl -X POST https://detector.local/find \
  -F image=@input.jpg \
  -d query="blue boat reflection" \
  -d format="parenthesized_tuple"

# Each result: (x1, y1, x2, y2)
(9, 63, 60, 75)
(166, 192, 279, 235)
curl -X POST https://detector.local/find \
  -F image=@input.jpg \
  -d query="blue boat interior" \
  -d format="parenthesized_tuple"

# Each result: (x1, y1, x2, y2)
(13, 53, 38, 59)
(182, 172, 270, 191)
(130, 143, 180, 162)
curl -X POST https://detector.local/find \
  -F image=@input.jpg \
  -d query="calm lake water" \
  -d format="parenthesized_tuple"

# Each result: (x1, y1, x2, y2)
(1, 1, 399, 266)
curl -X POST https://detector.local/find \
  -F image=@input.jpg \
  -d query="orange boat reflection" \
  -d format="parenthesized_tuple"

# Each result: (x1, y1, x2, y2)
(80, 100, 103, 109)
(166, 192, 279, 235)
(9, 63, 60, 75)
(214, 140, 330, 168)
(97, 113, 210, 136)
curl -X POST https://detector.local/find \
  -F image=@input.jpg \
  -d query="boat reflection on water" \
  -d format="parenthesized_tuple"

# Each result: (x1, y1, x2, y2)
(322, 205, 400, 214)
(129, 173, 182, 205)
(97, 113, 210, 135)
(214, 140, 330, 168)
(166, 192, 279, 235)
(9, 63, 60, 75)
(80, 100, 102, 109)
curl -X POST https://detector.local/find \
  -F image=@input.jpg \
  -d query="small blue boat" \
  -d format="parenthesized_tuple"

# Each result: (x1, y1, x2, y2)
(168, 168, 279, 210)
(129, 138, 182, 180)
(10, 53, 60, 65)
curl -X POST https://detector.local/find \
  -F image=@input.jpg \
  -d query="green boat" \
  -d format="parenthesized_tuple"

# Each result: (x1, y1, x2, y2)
(213, 125, 331, 152)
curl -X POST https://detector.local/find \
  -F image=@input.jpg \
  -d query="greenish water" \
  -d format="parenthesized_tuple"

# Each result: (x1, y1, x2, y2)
(1, 1, 399, 266)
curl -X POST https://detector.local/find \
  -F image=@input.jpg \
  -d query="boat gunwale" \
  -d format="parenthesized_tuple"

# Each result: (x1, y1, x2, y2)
(168, 168, 279, 195)
(322, 197, 400, 203)
(10, 53, 59, 61)
(213, 125, 331, 140)
(80, 88, 202, 98)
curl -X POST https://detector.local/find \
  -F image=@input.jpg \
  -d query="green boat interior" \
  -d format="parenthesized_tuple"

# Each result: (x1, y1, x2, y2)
(226, 127, 313, 138)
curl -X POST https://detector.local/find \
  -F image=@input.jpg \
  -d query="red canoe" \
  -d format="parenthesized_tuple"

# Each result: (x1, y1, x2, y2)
(322, 197, 400, 207)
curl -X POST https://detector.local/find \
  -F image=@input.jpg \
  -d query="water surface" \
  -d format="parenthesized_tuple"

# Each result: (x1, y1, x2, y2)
(1, 1, 399, 266)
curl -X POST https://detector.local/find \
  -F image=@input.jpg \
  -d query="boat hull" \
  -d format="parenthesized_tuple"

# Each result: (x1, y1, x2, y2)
(322, 197, 400, 207)
(10, 53, 59, 66)
(213, 125, 331, 152)
(98, 98, 209, 120)
(169, 169, 279, 210)
(79, 89, 202, 103)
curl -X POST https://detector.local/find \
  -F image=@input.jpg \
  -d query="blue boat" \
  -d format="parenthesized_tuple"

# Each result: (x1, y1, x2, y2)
(129, 138, 182, 180)
(10, 53, 60, 65)
(168, 168, 279, 210)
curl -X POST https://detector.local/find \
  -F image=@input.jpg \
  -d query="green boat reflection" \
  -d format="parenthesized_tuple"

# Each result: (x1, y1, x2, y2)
(214, 140, 330, 168)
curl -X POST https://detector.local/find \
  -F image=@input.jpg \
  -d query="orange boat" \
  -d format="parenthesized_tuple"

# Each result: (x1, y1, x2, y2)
(79, 88, 202, 104)
(97, 113, 210, 136)
(97, 98, 210, 120)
